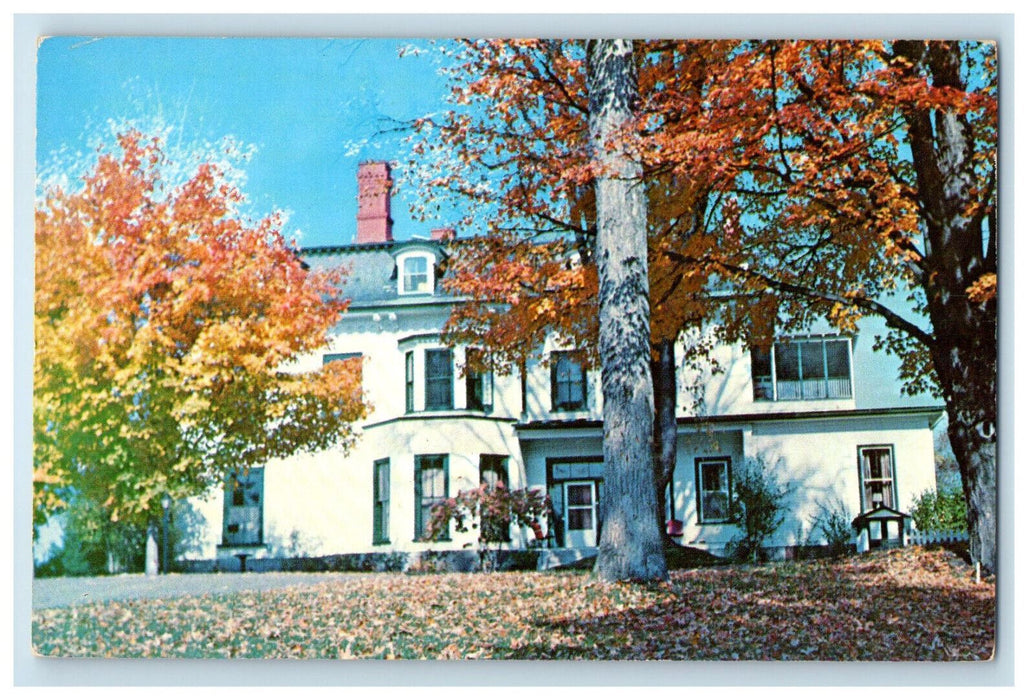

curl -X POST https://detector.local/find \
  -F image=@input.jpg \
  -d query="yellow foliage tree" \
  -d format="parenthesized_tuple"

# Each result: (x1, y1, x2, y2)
(34, 131, 367, 533)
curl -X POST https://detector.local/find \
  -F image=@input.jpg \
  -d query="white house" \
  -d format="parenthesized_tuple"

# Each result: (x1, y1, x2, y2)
(180, 162, 942, 571)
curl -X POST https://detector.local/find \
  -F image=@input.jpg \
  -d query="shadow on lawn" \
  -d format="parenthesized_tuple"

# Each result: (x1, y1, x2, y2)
(492, 553, 995, 661)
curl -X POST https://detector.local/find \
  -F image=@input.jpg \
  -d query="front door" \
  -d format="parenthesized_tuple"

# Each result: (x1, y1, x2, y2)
(563, 480, 597, 548)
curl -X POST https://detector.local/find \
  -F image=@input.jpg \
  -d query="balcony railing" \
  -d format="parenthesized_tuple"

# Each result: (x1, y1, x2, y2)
(755, 376, 852, 401)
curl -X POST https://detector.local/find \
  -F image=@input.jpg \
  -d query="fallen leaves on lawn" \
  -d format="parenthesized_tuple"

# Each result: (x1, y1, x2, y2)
(32, 547, 994, 660)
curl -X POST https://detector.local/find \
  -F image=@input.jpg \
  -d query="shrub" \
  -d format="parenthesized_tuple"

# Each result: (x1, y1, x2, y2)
(726, 457, 791, 563)
(910, 487, 967, 532)
(424, 484, 550, 571)
(809, 500, 855, 557)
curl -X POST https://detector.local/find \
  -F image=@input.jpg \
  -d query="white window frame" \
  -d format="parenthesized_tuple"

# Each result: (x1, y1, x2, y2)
(398, 251, 435, 295)
(750, 337, 854, 402)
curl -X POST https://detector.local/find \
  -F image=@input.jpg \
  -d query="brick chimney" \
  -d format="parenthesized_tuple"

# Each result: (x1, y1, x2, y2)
(431, 227, 456, 241)
(356, 161, 393, 244)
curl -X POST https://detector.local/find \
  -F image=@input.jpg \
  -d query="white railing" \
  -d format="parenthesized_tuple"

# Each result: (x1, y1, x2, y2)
(907, 528, 967, 546)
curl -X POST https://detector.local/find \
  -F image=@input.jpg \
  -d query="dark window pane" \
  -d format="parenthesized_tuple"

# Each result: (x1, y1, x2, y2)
(553, 353, 586, 410)
(480, 455, 507, 489)
(568, 508, 594, 530)
(826, 340, 850, 379)
(702, 493, 728, 521)
(701, 462, 726, 491)
(425, 349, 453, 410)
(750, 346, 773, 400)
(800, 341, 825, 379)
(698, 460, 730, 522)
(466, 350, 492, 410)
(567, 484, 593, 506)
(775, 343, 800, 381)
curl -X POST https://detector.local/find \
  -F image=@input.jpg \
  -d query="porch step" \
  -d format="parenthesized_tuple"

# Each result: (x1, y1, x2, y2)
(537, 547, 598, 571)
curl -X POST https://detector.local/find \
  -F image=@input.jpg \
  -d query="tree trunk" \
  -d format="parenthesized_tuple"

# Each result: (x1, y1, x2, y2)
(894, 40, 998, 575)
(144, 521, 159, 576)
(652, 338, 679, 540)
(587, 38, 667, 582)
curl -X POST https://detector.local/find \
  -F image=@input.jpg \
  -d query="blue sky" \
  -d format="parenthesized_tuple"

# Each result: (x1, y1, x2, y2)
(33, 33, 943, 411)
(36, 36, 457, 248)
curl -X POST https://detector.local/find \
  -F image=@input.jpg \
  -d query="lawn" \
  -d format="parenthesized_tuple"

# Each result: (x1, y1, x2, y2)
(32, 547, 994, 660)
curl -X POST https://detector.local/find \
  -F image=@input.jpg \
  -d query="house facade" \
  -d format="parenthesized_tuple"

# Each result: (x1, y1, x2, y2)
(180, 163, 942, 570)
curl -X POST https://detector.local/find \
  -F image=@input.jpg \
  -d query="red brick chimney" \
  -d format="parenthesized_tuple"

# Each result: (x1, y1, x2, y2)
(431, 227, 456, 241)
(356, 162, 393, 244)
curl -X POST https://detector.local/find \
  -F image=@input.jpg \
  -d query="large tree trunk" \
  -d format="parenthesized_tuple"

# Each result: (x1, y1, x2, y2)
(587, 39, 667, 582)
(894, 40, 998, 575)
(652, 338, 679, 540)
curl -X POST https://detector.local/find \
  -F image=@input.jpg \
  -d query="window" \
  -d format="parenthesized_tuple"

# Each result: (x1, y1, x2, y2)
(404, 351, 414, 413)
(859, 446, 896, 510)
(551, 352, 587, 411)
(696, 458, 732, 523)
(223, 468, 263, 545)
(479, 455, 509, 542)
(750, 338, 852, 401)
(424, 349, 453, 410)
(565, 482, 596, 531)
(520, 361, 528, 415)
(466, 349, 493, 411)
(373, 459, 390, 545)
(401, 254, 432, 294)
(415, 455, 449, 540)
(480, 454, 508, 489)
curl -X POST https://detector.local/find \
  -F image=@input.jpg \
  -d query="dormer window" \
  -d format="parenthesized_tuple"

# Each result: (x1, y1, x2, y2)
(402, 255, 431, 294)
(394, 245, 439, 296)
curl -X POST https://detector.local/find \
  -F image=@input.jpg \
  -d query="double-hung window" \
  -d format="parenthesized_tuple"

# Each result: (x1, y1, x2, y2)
(404, 351, 415, 413)
(401, 255, 431, 294)
(465, 349, 493, 411)
(415, 454, 449, 541)
(373, 459, 390, 545)
(479, 455, 509, 542)
(751, 338, 852, 401)
(859, 446, 896, 510)
(223, 468, 264, 545)
(424, 349, 453, 410)
(696, 458, 733, 523)
(551, 352, 587, 411)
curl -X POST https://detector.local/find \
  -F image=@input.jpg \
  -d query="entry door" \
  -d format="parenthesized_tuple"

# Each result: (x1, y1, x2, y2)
(564, 481, 597, 548)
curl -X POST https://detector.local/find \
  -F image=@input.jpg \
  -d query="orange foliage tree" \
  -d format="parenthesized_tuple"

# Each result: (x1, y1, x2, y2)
(411, 39, 997, 574)
(34, 132, 367, 540)
(662, 40, 998, 574)
(407, 40, 773, 541)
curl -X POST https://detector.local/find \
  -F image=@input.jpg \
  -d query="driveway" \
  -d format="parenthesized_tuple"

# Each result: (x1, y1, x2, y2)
(32, 572, 363, 610)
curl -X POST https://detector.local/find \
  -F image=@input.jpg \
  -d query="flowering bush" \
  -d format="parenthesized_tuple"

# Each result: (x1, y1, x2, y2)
(424, 484, 550, 570)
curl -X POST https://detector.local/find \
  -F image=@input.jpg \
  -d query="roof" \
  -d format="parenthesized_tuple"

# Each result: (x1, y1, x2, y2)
(303, 240, 452, 304)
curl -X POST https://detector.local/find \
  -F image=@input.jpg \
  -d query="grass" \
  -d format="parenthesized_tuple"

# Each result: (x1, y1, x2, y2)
(32, 546, 994, 660)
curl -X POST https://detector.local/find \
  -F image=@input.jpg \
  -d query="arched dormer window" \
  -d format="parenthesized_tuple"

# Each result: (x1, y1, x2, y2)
(392, 241, 441, 296)
(401, 254, 432, 294)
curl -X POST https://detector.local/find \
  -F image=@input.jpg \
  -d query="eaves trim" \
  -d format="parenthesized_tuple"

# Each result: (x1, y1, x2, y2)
(516, 405, 946, 433)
